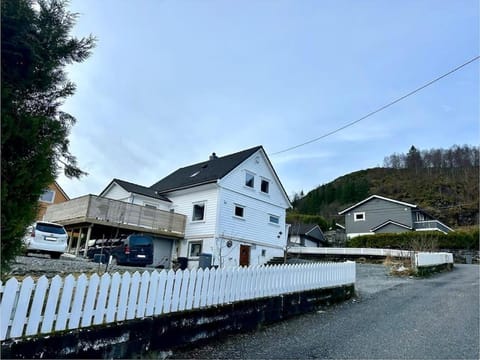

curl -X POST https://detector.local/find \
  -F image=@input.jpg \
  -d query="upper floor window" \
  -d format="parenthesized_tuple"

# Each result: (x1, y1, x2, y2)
(192, 202, 205, 221)
(234, 205, 245, 218)
(144, 203, 157, 209)
(39, 189, 55, 203)
(354, 212, 365, 222)
(245, 172, 254, 188)
(261, 179, 270, 194)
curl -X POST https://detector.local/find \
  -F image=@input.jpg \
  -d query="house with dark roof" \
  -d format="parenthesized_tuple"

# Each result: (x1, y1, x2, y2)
(288, 223, 327, 247)
(147, 145, 291, 268)
(338, 195, 453, 238)
(45, 146, 291, 268)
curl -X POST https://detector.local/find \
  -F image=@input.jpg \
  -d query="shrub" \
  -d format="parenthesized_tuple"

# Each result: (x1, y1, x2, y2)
(347, 229, 479, 250)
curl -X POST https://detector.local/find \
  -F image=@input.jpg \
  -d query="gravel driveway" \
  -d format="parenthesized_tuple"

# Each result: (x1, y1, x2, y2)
(7, 254, 155, 279)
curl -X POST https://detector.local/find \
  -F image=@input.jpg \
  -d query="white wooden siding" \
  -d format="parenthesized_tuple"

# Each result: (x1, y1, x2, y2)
(217, 188, 286, 248)
(102, 183, 131, 201)
(102, 184, 171, 211)
(219, 150, 290, 210)
(166, 184, 218, 239)
(130, 194, 171, 212)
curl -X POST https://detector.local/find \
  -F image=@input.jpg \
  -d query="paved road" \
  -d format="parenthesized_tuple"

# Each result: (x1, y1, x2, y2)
(169, 264, 479, 359)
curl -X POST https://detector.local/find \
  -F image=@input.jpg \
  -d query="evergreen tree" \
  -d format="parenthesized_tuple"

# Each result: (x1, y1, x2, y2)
(406, 145, 423, 172)
(1, 0, 95, 275)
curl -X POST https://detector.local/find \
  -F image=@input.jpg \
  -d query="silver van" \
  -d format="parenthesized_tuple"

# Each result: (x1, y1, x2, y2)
(23, 221, 68, 259)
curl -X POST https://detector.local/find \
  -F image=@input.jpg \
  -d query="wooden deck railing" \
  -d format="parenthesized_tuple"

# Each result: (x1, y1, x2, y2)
(43, 195, 186, 237)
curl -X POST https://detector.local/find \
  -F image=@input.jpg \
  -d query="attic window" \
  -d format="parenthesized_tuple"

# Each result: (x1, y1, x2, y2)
(190, 171, 200, 177)
(245, 172, 254, 188)
(261, 179, 269, 194)
(354, 212, 365, 222)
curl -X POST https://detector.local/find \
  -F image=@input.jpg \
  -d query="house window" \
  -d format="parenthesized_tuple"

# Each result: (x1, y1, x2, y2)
(245, 172, 254, 188)
(269, 215, 280, 224)
(144, 203, 157, 209)
(234, 205, 245, 218)
(261, 249, 266, 257)
(261, 179, 269, 194)
(189, 241, 202, 257)
(192, 202, 205, 221)
(39, 189, 55, 203)
(354, 212, 365, 222)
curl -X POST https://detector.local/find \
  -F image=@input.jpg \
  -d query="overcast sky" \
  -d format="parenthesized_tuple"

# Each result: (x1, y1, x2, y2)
(58, 0, 479, 200)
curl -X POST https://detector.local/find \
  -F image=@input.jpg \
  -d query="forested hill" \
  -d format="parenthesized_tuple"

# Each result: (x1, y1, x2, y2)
(292, 145, 479, 228)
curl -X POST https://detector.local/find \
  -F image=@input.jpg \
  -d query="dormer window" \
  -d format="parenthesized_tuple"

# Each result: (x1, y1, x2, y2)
(245, 172, 254, 188)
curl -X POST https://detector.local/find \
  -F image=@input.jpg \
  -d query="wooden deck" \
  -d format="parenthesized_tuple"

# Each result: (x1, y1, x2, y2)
(43, 195, 186, 238)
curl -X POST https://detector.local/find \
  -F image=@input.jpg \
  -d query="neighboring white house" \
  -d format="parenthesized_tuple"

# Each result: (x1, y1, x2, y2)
(101, 146, 292, 268)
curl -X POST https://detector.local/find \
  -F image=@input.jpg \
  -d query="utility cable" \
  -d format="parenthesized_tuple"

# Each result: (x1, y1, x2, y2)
(270, 55, 480, 156)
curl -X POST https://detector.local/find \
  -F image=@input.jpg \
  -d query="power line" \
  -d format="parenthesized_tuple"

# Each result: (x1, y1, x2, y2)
(271, 55, 480, 156)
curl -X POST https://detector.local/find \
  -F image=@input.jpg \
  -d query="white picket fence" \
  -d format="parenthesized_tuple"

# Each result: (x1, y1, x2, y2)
(289, 247, 454, 268)
(289, 247, 413, 258)
(0, 262, 355, 341)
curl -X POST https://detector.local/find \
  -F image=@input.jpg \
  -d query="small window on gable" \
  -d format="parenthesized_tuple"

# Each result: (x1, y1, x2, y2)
(354, 212, 365, 222)
(261, 179, 269, 194)
(39, 189, 55, 203)
(269, 215, 280, 224)
(245, 172, 254, 188)
(234, 205, 245, 218)
(192, 202, 205, 221)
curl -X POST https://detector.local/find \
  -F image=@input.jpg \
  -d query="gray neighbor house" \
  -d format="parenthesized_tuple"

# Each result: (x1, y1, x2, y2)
(338, 195, 453, 239)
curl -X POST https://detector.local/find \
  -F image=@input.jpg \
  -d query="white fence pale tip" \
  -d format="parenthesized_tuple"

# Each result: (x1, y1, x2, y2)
(1, 262, 358, 341)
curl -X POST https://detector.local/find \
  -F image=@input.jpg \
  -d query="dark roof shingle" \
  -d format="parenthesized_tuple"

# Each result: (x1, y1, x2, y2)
(151, 146, 263, 193)
(112, 179, 171, 202)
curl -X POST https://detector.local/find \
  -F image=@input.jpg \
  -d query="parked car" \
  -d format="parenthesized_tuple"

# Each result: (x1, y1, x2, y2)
(86, 234, 153, 266)
(23, 221, 68, 259)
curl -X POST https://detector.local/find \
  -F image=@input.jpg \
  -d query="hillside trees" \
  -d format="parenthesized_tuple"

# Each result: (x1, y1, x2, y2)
(1, 0, 95, 275)
(383, 144, 479, 170)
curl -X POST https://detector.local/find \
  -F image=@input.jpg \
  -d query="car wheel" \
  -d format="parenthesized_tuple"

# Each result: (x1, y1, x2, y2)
(50, 252, 61, 259)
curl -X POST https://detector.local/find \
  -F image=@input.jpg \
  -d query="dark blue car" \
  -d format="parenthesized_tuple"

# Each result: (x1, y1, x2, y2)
(87, 234, 153, 266)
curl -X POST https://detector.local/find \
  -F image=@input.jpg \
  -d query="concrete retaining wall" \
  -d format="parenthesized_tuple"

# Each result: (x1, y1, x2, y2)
(1, 285, 354, 359)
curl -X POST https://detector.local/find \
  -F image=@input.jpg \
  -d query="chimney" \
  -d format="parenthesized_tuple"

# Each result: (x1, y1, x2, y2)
(209, 152, 218, 160)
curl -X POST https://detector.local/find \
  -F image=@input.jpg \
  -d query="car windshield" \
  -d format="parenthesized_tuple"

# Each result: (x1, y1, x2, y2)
(129, 236, 152, 246)
(36, 222, 66, 234)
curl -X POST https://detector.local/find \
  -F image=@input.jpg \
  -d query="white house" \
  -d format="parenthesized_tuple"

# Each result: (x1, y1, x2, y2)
(101, 146, 292, 268)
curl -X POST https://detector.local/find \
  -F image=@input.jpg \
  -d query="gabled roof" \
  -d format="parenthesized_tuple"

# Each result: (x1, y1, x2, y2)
(338, 195, 417, 215)
(100, 178, 171, 202)
(371, 220, 413, 232)
(288, 223, 325, 242)
(150, 146, 263, 193)
(52, 181, 70, 200)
